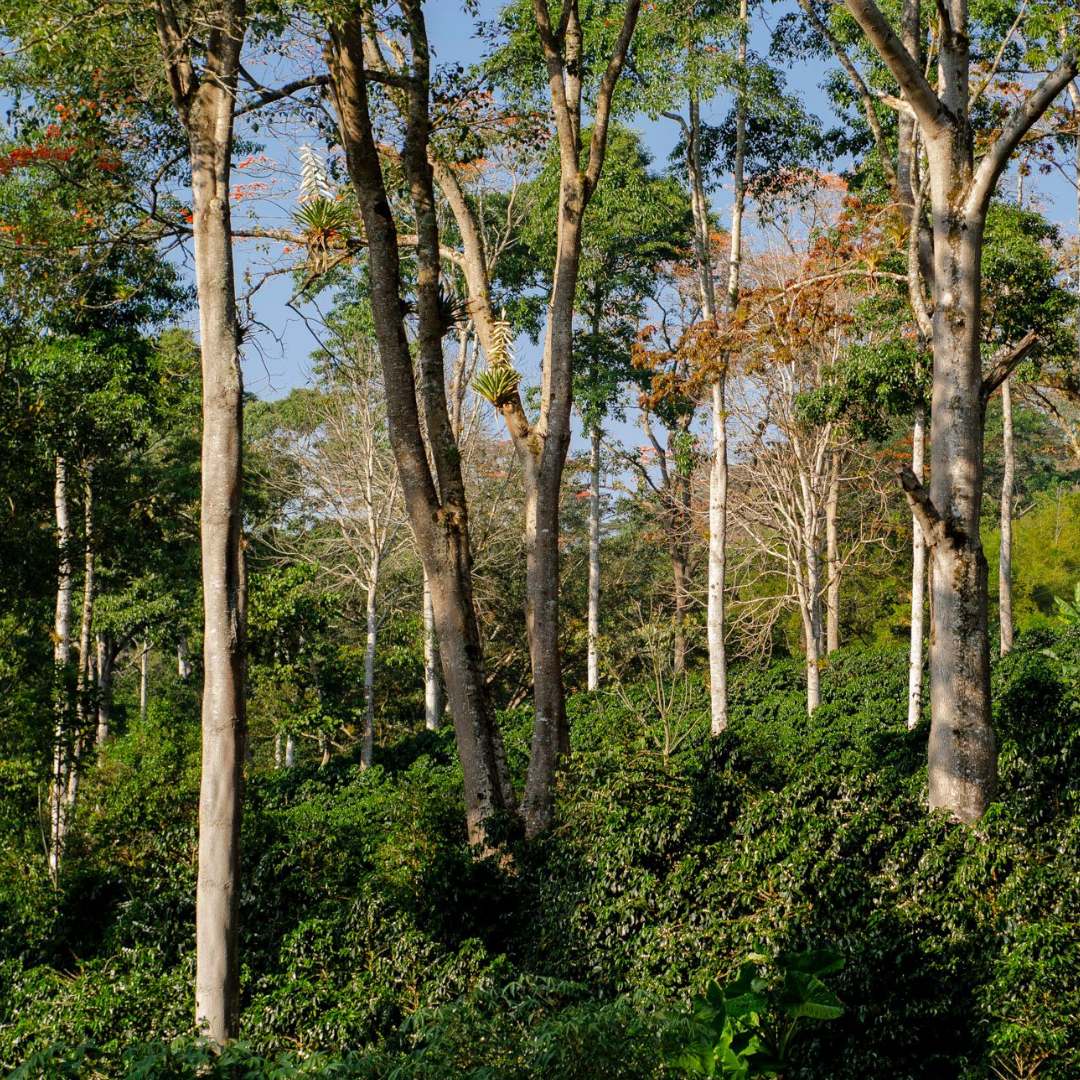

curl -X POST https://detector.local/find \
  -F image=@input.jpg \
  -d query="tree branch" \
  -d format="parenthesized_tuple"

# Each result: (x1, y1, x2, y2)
(981, 330, 1039, 403)
(843, 0, 950, 136)
(898, 466, 945, 545)
(798, 0, 899, 195)
(584, 0, 642, 195)
(966, 52, 1079, 216)
(235, 73, 329, 116)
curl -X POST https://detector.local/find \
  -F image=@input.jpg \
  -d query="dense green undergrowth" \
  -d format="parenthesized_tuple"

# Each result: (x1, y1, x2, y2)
(2, 630, 1079, 1078)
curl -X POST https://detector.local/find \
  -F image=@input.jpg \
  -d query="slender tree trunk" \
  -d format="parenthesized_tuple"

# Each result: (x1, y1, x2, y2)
(587, 425, 601, 691)
(152, 0, 250, 1037)
(803, 534, 823, 714)
(907, 406, 927, 729)
(706, 0, 746, 733)
(520, 177, 586, 836)
(75, 469, 96, 728)
(139, 640, 150, 723)
(49, 454, 74, 885)
(669, 458, 691, 674)
(95, 633, 115, 746)
(274, 733, 282, 768)
(999, 376, 1015, 655)
(825, 460, 840, 653)
(328, 19, 513, 848)
(285, 735, 295, 768)
(423, 571, 443, 729)
(361, 568, 378, 768)
(62, 469, 97, 825)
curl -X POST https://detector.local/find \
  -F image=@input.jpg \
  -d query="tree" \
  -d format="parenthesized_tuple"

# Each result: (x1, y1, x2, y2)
(251, 336, 407, 769)
(515, 125, 691, 687)
(324, 0, 515, 848)
(151, 0, 250, 1040)
(831, 0, 1077, 821)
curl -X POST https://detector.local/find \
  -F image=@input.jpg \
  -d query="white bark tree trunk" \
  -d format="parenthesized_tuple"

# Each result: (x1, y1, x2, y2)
(284, 735, 296, 768)
(139, 640, 150, 723)
(587, 425, 601, 691)
(361, 568, 378, 769)
(803, 534, 823, 715)
(153, 0, 249, 1038)
(907, 406, 927, 729)
(706, 0, 747, 734)
(95, 633, 115, 746)
(423, 571, 442, 730)
(49, 454, 74, 884)
(999, 376, 1015, 655)
(825, 460, 840, 653)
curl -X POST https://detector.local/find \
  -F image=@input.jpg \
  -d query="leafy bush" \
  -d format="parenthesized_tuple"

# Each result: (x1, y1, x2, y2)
(2, 632, 1079, 1078)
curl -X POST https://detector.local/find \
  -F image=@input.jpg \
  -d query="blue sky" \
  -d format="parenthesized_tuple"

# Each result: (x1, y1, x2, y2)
(220, 0, 1078, 462)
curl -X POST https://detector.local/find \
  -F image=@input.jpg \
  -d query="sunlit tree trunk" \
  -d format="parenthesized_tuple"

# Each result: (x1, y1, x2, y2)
(707, 0, 747, 733)
(49, 454, 74, 885)
(328, 13, 514, 847)
(825, 460, 840, 653)
(999, 376, 1015, 655)
(153, 0, 249, 1039)
(587, 425, 601, 691)
(845, 0, 1076, 821)
(361, 565, 378, 769)
(907, 406, 927, 729)
(139, 640, 150, 723)
(423, 571, 443, 729)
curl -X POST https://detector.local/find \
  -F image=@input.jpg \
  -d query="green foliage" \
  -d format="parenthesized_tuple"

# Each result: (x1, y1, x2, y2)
(669, 950, 844, 1077)
(3, 635, 1080, 1078)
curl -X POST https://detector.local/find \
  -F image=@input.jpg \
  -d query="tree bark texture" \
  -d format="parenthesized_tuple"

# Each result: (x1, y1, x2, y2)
(907, 407, 927, 729)
(154, 0, 250, 1039)
(423, 572, 443, 730)
(846, 0, 1077, 820)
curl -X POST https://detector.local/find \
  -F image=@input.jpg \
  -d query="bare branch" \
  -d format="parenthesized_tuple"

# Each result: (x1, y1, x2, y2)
(843, 0, 950, 136)
(981, 330, 1039, 403)
(898, 466, 944, 545)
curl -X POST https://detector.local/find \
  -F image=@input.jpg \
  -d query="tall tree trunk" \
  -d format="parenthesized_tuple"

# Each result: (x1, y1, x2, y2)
(49, 454, 74, 885)
(95, 633, 115, 746)
(587, 425, 601, 691)
(799, 548, 820, 717)
(327, 15, 513, 848)
(706, 0, 747, 733)
(153, 0, 249, 1039)
(825, 459, 840, 653)
(907, 406, 927, 729)
(285, 735, 295, 768)
(845, 0, 1077, 829)
(139, 640, 150, 723)
(64, 469, 97, 823)
(803, 534, 823, 715)
(998, 376, 1015, 655)
(923, 220, 996, 822)
(361, 567, 378, 768)
(669, 455, 691, 675)
(423, 0, 640, 835)
(423, 571, 443, 730)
